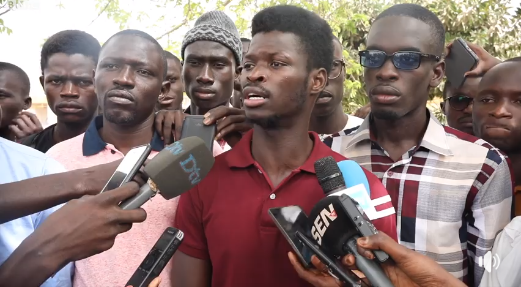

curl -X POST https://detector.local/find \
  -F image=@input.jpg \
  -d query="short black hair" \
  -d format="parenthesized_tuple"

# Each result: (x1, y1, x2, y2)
(103, 29, 167, 79)
(251, 5, 334, 73)
(41, 30, 101, 74)
(240, 38, 251, 43)
(375, 4, 445, 56)
(0, 62, 30, 97)
(164, 50, 181, 64)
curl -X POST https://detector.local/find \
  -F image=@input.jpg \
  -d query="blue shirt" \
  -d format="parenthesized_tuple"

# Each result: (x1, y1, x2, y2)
(0, 137, 73, 287)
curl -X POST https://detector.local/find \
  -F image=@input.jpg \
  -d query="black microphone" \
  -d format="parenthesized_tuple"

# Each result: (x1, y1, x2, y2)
(309, 156, 394, 287)
(119, 136, 215, 209)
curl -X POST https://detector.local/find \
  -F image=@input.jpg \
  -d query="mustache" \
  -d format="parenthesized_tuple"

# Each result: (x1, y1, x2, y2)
(242, 83, 273, 97)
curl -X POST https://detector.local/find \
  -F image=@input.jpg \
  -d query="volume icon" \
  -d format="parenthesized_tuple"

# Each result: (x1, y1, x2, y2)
(478, 251, 501, 272)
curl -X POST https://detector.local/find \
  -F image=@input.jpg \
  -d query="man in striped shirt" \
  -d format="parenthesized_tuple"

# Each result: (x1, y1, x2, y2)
(324, 4, 512, 286)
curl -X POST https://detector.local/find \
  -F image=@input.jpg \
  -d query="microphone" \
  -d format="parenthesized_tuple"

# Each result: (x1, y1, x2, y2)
(119, 136, 215, 210)
(337, 160, 370, 196)
(310, 156, 394, 287)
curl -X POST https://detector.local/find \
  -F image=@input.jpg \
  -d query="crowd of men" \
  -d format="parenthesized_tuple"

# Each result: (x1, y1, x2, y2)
(0, 2, 520, 287)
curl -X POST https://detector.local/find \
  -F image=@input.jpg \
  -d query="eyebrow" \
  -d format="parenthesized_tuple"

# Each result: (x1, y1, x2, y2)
(185, 54, 232, 64)
(366, 46, 422, 53)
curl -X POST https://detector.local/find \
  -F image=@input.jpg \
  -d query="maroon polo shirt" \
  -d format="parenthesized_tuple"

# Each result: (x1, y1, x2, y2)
(174, 130, 397, 287)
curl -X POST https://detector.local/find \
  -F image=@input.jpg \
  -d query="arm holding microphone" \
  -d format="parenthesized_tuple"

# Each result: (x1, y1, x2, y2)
(0, 159, 131, 224)
(289, 232, 466, 287)
(0, 183, 147, 287)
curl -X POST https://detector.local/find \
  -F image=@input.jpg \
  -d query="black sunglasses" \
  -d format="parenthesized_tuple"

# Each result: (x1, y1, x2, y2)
(359, 50, 440, 70)
(447, 95, 473, 111)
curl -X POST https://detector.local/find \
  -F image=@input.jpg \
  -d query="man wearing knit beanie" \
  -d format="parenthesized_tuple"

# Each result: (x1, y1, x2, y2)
(181, 10, 241, 117)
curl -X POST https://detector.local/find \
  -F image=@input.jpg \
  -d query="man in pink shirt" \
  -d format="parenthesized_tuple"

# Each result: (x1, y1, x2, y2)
(46, 29, 219, 287)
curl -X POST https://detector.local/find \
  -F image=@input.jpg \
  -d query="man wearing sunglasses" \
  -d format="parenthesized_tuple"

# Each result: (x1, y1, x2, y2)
(440, 77, 481, 135)
(311, 37, 363, 140)
(325, 4, 512, 287)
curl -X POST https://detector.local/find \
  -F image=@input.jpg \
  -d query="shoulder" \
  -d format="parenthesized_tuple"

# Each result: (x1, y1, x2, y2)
(0, 138, 65, 179)
(443, 126, 508, 164)
(322, 126, 360, 148)
(46, 133, 85, 156)
(346, 115, 364, 129)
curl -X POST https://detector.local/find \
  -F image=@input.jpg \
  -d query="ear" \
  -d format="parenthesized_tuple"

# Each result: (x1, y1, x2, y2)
(430, 60, 445, 88)
(24, 97, 32, 110)
(310, 68, 328, 97)
(39, 76, 44, 89)
(160, 80, 171, 100)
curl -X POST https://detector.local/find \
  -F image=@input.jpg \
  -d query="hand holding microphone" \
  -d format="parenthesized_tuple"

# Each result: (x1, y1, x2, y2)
(290, 232, 465, 287)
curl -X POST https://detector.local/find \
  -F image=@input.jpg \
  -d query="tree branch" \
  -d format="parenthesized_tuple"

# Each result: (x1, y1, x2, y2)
(89, 0, 114, 26)
(0, 8, 11, 17)
(156, 19, 188, 40)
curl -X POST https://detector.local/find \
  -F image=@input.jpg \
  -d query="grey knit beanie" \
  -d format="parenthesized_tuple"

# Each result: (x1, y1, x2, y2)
(181, 11, 242, 65)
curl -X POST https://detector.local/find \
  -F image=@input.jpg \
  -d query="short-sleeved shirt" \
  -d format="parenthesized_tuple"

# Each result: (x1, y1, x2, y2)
(0, 137, 73, 287)
(324, 111, 513, 286)
(174, 130, 397, 287)
(20, 123, 57, 153)
(45, 115, 224, 287)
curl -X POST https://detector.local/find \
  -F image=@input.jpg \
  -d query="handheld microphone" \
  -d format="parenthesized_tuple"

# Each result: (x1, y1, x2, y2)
(310, 156, 394, 287)
(119, 136, 215, 210)
(337, 160, 370, 196)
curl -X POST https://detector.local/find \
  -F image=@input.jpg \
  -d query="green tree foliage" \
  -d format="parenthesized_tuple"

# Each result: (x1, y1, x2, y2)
(94, 0, 521, 118)
(0, 0, 23, 35)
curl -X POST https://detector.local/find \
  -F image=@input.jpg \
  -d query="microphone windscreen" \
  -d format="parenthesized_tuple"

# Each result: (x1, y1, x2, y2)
(337, 160, 370, 196)
(308, 196, 357, 257)
(144, 136, 215, 199)
(314, 156, 345, 193)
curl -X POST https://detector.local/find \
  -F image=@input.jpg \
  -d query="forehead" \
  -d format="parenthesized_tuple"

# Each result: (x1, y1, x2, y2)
(0, 70, 26, 94)
(247, 31, 303, 58)
(367, 16, 433, 54)
(166, 58, 181, 72)
(184, 41, 234, 59)
(448, 77, 481, 95)
(479, 62, 521, 91)
(100, 35, 162, 66)
(45, 53, 96, 74)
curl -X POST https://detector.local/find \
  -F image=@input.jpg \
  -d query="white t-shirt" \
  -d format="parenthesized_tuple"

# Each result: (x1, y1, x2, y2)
(319, 114, 364, 141)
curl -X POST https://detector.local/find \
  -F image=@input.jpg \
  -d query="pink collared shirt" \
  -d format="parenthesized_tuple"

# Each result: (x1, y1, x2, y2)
(46, 133, 226, 287)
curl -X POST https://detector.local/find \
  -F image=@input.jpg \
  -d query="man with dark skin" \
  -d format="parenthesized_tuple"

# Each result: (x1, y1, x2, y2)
(230, 38, 251, 109)
(172, 5, 397, 287)
(46, 29, 173, 287)
(21, 30, 101, 152)
(155, 11, 250, 150)
(473, 58, 521, 215)
(0, 62, 39, 141)
(326, 4, 512, 286)
(310, 37, 363, 139)
(157, 51, 184, 111)
(440, 77, 481, 135)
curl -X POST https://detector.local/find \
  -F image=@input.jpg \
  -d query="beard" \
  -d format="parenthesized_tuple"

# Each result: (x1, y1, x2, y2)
(371, 108, 400, 120)
(247, 79, 308, 130)
(103, 97, 139, 125)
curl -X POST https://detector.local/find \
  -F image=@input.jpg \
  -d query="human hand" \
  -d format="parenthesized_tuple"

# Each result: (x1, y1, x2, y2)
(203, 106, 252, 147)
(342, 233, 465, 287)
(288, 252, 345, 287)
(445, 41, 501, 77)
(154, 110, 187, 145)
(31, 182, 147, 262)
(9, 111, 43, 139)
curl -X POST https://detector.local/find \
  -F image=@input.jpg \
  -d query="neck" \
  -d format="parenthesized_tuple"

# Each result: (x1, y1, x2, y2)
(0, 127, 14, 141)
(508, 151, 521, 185)
(373, 107, 428, 146)
(309, 106, 347, 135)
(53, 120, 91, 144)
(251, 121, 313, 175)
(189, 101, 227, 116)
(99, 114, 155, 155)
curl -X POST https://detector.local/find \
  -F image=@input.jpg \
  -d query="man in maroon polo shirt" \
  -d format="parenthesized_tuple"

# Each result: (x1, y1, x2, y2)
(172, 5, 397, 287)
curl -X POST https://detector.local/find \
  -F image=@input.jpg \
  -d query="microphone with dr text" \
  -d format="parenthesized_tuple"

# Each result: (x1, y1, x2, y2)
(119, 136, 215, 210)
(309, 156, 394, 287)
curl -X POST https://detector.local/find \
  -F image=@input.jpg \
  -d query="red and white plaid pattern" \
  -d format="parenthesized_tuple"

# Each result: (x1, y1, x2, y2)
(324, 111, 513, 287)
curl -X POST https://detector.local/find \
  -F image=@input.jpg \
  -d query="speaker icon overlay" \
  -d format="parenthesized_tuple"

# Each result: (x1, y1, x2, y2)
(477, 251, 501, 273)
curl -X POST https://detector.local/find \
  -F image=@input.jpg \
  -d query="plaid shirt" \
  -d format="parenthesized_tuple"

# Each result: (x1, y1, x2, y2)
(323, 111, 513, 287)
